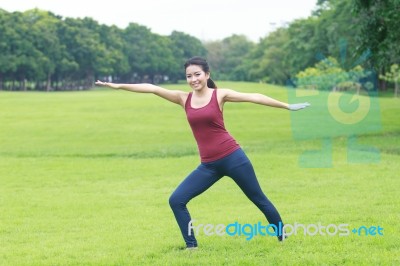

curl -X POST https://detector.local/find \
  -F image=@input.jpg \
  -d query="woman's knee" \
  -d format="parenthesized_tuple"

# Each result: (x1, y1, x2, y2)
(169, 192, 185, 209)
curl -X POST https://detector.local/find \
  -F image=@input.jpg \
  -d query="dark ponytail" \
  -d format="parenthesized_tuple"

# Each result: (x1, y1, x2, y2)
(207, 79, 217, 89)
(184, 56, 218, 89)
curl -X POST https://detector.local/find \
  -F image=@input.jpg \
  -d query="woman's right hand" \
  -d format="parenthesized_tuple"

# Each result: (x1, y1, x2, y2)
(95, 80, 118, 89)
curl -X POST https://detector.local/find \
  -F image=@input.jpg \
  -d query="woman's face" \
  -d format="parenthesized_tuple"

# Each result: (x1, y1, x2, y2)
(185, 64, 210, 91)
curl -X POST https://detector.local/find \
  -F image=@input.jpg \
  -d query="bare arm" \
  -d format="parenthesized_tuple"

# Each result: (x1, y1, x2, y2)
(220, 88, 289, 109)
(95, 81, 187, 107)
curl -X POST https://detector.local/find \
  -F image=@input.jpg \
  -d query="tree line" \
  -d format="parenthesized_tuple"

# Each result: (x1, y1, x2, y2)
(0, 0, 399, 93)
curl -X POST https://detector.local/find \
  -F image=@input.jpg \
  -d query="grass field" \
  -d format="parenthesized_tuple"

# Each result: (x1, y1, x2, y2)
(0, 82, 399, 265)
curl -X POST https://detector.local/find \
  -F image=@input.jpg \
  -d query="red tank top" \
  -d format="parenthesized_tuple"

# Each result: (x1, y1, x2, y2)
(185, 89, 240, 162)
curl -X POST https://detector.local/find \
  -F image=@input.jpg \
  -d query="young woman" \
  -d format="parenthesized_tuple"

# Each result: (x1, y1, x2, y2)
(95, 56, 309, 249)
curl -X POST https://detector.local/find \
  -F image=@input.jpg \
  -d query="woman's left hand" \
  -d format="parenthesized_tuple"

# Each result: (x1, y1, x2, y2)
(288, 102, 310, 111)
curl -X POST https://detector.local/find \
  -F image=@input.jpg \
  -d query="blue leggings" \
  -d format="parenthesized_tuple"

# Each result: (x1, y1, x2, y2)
(169, 148, 283, 247)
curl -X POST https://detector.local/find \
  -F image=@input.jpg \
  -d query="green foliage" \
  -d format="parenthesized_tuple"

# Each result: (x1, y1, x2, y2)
(204, 35, 255, 81)
(380, 64, 400, 83)
(0, 11, 20, 78)
(353, 0, 400, 69)
(245, 28, 291, 83)
(243, 0, 363, 85)
(296, 57, 368, 91)
(314, 0, 361, 68)
(1, 0, 398, 91)
(98, 25, 130, 78)
(285, 18, 320, 78)
(380, 64, 400, 96)
(168, 31, 207, 82)
(61, 17, 110, 83)
(0, 10, 208, 90)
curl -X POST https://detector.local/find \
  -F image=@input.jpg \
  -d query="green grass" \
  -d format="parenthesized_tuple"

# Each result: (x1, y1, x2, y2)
(0, 82, 399, 265)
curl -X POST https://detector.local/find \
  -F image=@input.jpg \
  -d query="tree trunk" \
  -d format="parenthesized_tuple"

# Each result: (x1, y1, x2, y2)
(379, 79, 386, 91)
(86, 71, 94, 90)
(46, 72, 52, 92)
(22, 79, 27, 91)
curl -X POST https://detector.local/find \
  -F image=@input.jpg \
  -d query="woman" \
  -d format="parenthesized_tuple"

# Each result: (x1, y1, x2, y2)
(95, 56, 309, 249)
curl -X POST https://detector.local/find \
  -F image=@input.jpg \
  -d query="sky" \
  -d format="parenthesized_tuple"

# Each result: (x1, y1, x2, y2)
(1, 0, 317, 42)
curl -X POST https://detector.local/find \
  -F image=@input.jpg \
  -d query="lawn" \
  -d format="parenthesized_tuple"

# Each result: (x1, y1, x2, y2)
(0, 82, 399, 265)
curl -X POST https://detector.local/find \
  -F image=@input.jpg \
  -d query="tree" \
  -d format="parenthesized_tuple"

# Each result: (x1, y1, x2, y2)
(59, 17, 109, 88)
(122, 23, 154, 82)
(245, 28, 291, 84)
(143, 34, 177, 83)
(296, 56, 367, 92)
(353, 0, 400, 78)
(204, 35, 255, 81)
(168, 31, 207, 82)
(380, 64, 400, 97)
(97, 24, 130, 81)
(0, 9, 18, 90)
(314, 0, 362, 70)
(285, 17, 320, 79)
(22, 9, 64, 91)
(122, 23, 177, 83)
(0, 10, 46, 90)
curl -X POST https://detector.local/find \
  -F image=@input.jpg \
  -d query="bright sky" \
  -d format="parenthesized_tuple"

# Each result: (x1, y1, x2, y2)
(1, 0, 317, 42)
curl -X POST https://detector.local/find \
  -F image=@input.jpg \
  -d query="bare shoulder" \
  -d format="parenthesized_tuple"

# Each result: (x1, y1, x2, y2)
(217, 88, 250, 103)
(216, 88, 231, 95)
(216, 88, 234, 102)
(177, 90, 190, 105)
(171, 89, 190, 107)
(153, 87, 189, 106)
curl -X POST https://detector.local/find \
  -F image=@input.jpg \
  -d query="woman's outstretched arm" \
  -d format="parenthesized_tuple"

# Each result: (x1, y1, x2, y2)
(95, 81, 187, 107)
(219, 88, 309, 111)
